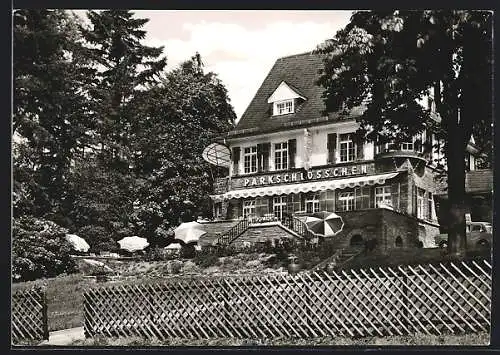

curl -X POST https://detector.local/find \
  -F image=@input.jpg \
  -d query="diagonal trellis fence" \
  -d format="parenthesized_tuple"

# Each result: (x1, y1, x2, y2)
(83, 259, 491, 339)
(12, 287, 49, 344)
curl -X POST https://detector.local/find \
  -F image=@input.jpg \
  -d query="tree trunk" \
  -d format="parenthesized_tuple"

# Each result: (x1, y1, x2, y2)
(445, 118, 467, 258)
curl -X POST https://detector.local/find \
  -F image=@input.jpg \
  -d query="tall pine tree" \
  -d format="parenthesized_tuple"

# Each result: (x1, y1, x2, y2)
(13, 9, 95, 221)
(80, 10, 166, 168)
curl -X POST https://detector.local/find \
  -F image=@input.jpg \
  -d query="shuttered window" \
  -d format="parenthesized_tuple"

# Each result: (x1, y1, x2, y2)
(288, 139, 296, 168)
(232, 147, 240, 175)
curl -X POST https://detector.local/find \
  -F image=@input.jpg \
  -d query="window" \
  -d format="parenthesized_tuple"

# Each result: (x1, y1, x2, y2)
(338, 191, 355, 211)
(243, 146, 257, 174)
(305, 193, 320, 213)
(274, 142, 288, 170)
(214, 202, 222, 219)
(427, 192, 434, 220)
(417, 188, 425, 219)
(273, 196, 287, 220)
(339, 133, 356, 162)
(471, 224, 483, 232)
(243, 199, 256, 219)
(274, 99, 294, 115)
(401, 142, 414, 151)
(375, 142, 386, 155)
(355, 186, 371, 209)
(375, 186, 392, 207)
(414, 131, 426, 153)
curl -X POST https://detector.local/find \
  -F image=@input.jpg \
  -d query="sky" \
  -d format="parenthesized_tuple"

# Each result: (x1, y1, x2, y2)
(75, 10, 353, 121)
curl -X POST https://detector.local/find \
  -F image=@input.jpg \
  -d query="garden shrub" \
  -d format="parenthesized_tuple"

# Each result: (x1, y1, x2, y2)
(144, 246, 178, 261)
(180, 244, 196, 259)
(170, 261, 183, 274)
(193, 253, 219, 268)
(77, 225, 118, 253)
(12, 216, 77, 282)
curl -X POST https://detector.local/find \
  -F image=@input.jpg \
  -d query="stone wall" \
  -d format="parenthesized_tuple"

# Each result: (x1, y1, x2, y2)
(324, 208, 439, 253)
(232, 224, 296, 249)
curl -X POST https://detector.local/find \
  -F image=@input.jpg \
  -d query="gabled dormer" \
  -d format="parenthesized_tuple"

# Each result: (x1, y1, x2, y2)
(267, 81, 307, 116)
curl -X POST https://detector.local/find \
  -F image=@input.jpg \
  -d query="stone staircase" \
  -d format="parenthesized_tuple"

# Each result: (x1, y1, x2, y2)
(335, 246, 364, 266)
(198, 220, 241, 246)
(313, 245, 364, 271)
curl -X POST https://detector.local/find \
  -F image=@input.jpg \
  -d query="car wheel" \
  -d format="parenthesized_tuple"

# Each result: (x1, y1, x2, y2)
(439, 241, 447, 249)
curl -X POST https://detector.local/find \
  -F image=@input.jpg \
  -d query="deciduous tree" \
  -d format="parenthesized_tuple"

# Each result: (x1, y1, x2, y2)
(317, 10, 492, 257)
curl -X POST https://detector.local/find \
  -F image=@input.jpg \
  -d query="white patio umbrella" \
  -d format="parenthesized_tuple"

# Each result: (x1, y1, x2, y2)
(174, 221, 207, 244)
(117, 236, 149, 252)
(302, 211, 344, 238)
(65, 234, 90, 252)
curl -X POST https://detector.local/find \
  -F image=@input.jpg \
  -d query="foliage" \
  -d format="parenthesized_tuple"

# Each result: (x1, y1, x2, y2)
(71, 332, 489, 346)
(13, 10, 236, 270)
(80, 9, 166, 168)
(12, 216, 77, 282)
(77, 225, 118, 253)
(13, 9, 95, 219)
(66, 157, 136, 247)
(317, 10, 492, 256)
(129, 54, 236, 238)
(193, 253, 219, 268)
(179, 244, 197, 259)
(144, 246, 179, 261)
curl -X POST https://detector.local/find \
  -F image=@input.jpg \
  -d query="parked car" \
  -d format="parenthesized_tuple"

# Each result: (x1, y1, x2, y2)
(435, 221, 492, 249)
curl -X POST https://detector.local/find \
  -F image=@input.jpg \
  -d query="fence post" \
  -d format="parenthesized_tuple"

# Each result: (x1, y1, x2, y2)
(41, 287, 49, 341)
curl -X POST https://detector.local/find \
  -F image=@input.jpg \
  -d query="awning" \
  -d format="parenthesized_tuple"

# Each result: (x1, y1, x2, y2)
(211, 172, 400, 201)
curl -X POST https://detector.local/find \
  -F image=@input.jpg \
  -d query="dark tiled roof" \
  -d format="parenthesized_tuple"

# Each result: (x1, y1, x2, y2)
(465, 169, 493, 194)
(229, 52, 362, 137)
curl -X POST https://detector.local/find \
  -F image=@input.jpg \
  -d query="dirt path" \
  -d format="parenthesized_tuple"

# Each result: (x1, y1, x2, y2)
(40, 327, 85, 346)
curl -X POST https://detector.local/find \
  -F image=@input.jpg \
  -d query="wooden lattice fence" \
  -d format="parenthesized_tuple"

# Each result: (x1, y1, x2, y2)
(11, 287, 48, 344)
(83, 259, 491, 339)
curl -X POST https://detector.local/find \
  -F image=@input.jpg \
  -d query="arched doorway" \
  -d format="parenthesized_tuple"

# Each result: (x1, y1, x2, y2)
(350, 234, 364, 247)
(395, 236, 403, 247)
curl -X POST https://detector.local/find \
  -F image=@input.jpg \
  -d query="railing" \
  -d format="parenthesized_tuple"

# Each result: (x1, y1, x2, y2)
(281, 213, 316, 240)
(314, 246, 364, 271)
(215, 219, 250, 247)
(11, 287, 49, 344)
(314, 249, 343, 271)
(83, 259, 492, 340)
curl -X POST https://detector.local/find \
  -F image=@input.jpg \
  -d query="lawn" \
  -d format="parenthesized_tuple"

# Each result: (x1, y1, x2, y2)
(12, 273, 96, 331)
(70, 331, 489, 346)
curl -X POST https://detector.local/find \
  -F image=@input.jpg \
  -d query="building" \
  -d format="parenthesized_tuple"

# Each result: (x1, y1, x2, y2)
(207, 52, 484, 251)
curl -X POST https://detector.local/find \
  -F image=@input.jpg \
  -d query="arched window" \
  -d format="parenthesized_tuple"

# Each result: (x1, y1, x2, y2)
(395, 236, 403, 247)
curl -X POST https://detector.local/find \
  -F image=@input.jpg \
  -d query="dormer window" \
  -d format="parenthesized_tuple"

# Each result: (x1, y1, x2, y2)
(274, 99, 294, 115)
(267, 81, 306, 117)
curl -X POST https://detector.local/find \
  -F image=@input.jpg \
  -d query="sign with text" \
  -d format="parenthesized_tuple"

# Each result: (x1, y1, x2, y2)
(231, 163, 375, 189)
